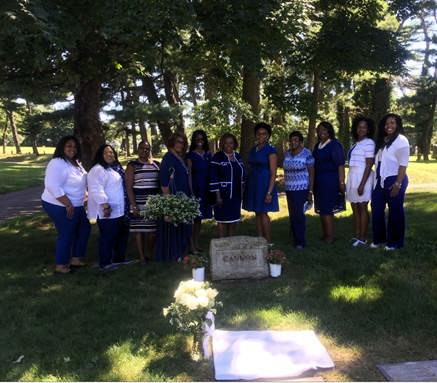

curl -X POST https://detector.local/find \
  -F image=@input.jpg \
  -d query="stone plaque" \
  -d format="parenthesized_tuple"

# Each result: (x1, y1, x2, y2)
(209, 236, 269, 280)
(377, 360, 437, 381)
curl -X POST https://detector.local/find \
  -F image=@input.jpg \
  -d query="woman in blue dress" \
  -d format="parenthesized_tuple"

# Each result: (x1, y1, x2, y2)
(187, 129, 213, 252)
(154, 132, 192, 262)
(209, 133, 244, 237)
(312, 121, 346, 244)
(243, 122, 279, 243)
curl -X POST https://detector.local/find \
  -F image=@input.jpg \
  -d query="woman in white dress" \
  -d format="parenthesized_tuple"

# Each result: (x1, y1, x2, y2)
(346, 116, 375, 247)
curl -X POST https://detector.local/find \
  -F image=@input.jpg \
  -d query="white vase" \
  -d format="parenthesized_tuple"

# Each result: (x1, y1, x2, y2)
(269, 263, 282, 278)
(192, 267, 205, 281)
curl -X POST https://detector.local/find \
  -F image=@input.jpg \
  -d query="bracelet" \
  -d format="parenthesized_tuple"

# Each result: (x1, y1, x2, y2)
(394, 182, 401, 187)
(267, 192, 272, 196)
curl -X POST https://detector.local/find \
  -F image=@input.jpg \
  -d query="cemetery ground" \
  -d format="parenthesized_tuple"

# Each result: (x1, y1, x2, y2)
(0, 159, 437, 381)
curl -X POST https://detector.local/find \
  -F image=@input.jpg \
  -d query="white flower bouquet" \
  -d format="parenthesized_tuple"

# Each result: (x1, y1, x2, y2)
(141, 192, 200, 225)
(163, 280, 221, 335)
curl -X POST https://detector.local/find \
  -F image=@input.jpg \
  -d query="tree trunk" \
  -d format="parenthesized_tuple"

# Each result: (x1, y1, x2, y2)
(163, 70, 184, 132)
(336, 100, 351, 152)
(138, 116, 148, 142)
(370, 78, 391, 128)
(5, 109, 21, 154)
(73, 79, 104, 170)
(131, 122, 138, 154)
(125, 128, 131, 157)
(307, 70, 321, 149)
(31, 137, 39, 156)
(142, 75, 173, 144)
(240, 65, 260, 161)
(2, 117, 7, 154)
(149, 122, 160, 156)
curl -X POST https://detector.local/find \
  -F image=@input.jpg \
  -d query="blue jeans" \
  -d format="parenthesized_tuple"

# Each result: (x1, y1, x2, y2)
(97, 217, 130, 267)
(285, 190, 308, 247)
(42, 200, 91, 265)
(371, 175, 408, 248)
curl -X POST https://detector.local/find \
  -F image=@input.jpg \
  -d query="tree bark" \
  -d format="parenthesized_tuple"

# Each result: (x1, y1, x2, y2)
(370, 78, 391, 127)
(307, 70, 321, 149)
(5, 109, 21, 154)
(138, 116, 148, 142)
(2, 117, 7, 154)
(336, 100, 351, 152)
(73, 79, 105, 170)
(163, 70, 184, 132)
(240, 65, 260, 161)
(131, 122, 138, 154)
(142, 75, 172, 145)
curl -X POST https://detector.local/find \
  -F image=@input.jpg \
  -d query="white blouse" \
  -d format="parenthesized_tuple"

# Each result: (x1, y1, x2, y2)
(41, 158, 87, 207)
(349, 138, 375, 169)
(87, 164, 125, 220)
(376, 134, 410, 187)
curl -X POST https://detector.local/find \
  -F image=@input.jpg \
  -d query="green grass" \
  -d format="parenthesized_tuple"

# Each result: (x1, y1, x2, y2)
(0, 155, 51, 194)
(1, 189, 437, 381)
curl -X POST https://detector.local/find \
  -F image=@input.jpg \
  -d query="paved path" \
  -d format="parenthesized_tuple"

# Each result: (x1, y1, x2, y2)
(0, 185, 43, 224)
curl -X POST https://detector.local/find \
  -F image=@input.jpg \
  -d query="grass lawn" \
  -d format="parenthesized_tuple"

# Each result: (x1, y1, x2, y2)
(0, 155, 51, 194)
(1, 181, 437, 380)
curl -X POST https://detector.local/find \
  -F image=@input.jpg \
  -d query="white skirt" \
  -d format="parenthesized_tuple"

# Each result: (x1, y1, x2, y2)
(346, 167, 374, 203)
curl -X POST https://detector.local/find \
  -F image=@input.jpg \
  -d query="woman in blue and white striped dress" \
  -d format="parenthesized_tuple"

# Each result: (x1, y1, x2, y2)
(126, 141, 160, 263)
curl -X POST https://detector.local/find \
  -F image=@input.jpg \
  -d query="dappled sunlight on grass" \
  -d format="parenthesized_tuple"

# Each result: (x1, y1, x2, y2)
(329, 285, 382, 303)
(19, 364, 76, 381)
(226, 307, 318, 330)
(100, 341, 150, 381)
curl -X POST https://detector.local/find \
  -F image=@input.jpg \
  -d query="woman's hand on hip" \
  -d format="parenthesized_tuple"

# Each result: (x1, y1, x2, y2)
(389, 183, 401, 197)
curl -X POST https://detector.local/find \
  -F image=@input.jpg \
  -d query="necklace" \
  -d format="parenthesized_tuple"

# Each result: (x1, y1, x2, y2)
(170, 149, 189, 174)
(318, 139, 331, 150)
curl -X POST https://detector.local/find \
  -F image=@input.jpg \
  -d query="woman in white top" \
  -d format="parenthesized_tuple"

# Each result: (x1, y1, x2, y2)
(88, 144, 131, 270)
(346, 116, 375, 247)
(371, 114, 410, 250)
(42, 136, 90, 274)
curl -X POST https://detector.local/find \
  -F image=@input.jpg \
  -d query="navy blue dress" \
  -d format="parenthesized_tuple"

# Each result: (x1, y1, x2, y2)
(186, 150, 213, 219)
(313, 139, 346, 215)
(154, 151, 192, 262)
(243, 143, 279, 212)
(209, 151, 244, 223)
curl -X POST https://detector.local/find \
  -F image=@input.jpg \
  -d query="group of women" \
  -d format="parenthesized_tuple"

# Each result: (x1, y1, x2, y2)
(42, 113, 409, 274)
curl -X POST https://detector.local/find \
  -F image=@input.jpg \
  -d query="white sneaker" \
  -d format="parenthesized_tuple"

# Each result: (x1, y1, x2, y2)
(384, 246, 397, 251)
(369, 243, 380, 249)
(352, 239, 367, 247)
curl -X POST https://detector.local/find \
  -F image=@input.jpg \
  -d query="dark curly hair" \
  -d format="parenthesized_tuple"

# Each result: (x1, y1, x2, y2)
(317, 121, 335, 140)
(189, 129, 210, 152)
(93, 144, 120, 169)
(375, 113, 404, 153)
(289, 131, 304, 142)
(254, 122, 272, 138)
(351, 116, 375, 142)
(219, 133, 239, 150)
(53, 136, 81, 166)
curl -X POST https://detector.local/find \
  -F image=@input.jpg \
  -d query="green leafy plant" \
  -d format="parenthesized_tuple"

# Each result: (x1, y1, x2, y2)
(141, 192, 200, 225)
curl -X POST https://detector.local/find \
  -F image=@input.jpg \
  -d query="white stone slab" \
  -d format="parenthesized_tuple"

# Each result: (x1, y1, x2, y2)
(377, 360, 437, 381)
(213, 330, 334, 380)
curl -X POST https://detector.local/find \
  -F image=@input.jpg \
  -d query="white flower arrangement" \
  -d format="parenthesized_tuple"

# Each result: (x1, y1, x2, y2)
(163, 280, 221, 334)
(141, 192, 200, 225)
